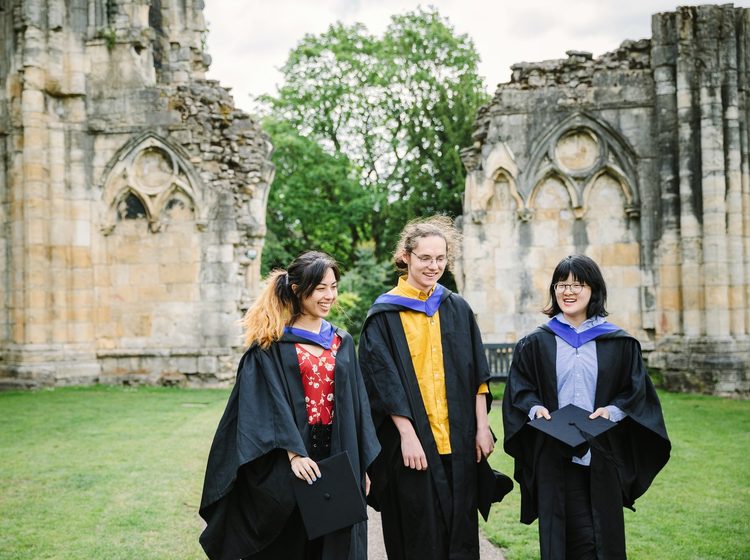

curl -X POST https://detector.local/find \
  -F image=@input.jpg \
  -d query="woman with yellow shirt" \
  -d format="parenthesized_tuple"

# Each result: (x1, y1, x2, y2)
(359, 215, 496, 560)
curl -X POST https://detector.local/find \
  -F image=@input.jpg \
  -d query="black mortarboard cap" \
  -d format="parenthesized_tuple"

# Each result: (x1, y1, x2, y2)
(477, 457, 514, 521)
(291, 451, 367, 540)
(528, 403, 617, 457)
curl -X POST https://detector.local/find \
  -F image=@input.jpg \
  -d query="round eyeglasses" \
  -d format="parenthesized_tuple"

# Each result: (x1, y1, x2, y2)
(553, 282, 586, 294)
(412, 253, 447, 266)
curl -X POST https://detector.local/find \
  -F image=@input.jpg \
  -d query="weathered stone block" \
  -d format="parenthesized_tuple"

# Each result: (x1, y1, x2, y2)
(198, 355, 218, 374)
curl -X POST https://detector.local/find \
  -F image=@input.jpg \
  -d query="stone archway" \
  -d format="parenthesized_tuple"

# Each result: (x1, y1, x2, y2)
(459, 113, 645, 342)
(100, 132, 208, 235)
(94, 133, 208, 379)
(523, 117, 644, 339)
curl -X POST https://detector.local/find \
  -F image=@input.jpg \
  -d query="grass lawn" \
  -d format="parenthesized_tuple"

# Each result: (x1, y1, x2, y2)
(0, 385, 748, 559)
(483, 385, 750, 560)
(0, 385, 229, 560)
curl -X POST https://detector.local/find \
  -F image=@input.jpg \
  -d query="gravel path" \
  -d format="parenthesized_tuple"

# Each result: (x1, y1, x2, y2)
(366, 506, 505, 559)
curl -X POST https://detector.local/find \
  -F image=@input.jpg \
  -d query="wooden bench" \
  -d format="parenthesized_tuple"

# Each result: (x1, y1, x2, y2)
(484, 343, 514, 383)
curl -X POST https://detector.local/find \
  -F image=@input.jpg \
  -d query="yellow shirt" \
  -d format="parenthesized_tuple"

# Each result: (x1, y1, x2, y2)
(393, 277, 489, 454)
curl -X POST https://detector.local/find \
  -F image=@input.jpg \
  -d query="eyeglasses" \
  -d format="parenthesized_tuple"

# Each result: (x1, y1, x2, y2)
(412, 253, 447, 266)
(553, 282, 586, 294)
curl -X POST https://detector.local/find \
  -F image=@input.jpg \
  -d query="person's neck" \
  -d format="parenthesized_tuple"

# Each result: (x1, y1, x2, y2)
(563, 313, 586, 328)
(291, 315, 323, 333)
(405, 276, 435, 294)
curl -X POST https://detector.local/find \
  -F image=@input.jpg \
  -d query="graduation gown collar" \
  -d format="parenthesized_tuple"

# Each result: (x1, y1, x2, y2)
(282, 319, 336, 349)
(372, 282, 447, 317)
(544, 316, 621, 348)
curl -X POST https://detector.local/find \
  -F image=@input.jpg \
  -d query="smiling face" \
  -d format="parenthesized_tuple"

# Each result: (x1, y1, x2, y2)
(402, 235, 447, 293)
(554, 272, 591, 327)
(299, 267, 338, 320)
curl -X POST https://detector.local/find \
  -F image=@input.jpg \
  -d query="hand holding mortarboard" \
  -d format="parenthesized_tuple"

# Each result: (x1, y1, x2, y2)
(477, 457, 514, 521)
(291, 451, 367, 539)
(290, 453, 322, 484)
(528, 404, 617, 458)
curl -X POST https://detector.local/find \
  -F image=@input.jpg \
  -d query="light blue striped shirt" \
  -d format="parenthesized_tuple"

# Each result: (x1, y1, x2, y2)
(530, 313, 626, 466)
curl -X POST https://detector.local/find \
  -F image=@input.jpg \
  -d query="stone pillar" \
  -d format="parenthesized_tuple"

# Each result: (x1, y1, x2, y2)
(20, 65, 51, 345)
(675, 8, 705, 337)
(3, 2, 101, 385)
(740, 11, 750, 336)
(651, 11, 683, 336)
(649, 5, 750, 396)
(0, 132, 7, 355)
(721, 7, 748, 337)
(697, 9, 730, 337)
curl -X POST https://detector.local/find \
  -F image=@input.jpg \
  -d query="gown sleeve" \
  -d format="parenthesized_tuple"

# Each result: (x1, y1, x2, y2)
(198, 348, 306, 560)
(358, 313, 414, 426)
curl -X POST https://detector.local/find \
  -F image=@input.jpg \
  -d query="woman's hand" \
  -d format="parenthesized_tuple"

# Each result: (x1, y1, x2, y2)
(399, 429, 428, 470)
(475, 394, 494, 462)
(535, 406, 551, 420)
(365, 473, 371, 496)
(289, 453, 321, 484)
(589, 407, 610, 420)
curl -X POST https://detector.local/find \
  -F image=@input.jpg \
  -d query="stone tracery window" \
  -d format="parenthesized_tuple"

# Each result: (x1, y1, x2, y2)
(101, 133, 205, 234)
(522, 114, 639, 221)
(117, 191, 148, 220)
(163, 192, 194, 222)
(553, 129, 602, 175)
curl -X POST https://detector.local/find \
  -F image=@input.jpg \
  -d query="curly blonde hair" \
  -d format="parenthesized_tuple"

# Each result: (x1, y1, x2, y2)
(392, 215, 461, 272)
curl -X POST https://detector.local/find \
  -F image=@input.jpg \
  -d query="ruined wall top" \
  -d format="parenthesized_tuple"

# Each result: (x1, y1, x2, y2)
(0, 0, 211, 98)
(507, 40, 651, 89)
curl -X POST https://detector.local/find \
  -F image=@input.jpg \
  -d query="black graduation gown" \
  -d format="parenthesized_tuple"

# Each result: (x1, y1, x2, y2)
(358, 286, 491, 560)
(198, 328, 381, 560)
(502, 325, 671, 560)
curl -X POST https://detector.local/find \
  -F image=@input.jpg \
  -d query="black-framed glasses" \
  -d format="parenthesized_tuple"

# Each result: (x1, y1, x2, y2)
(553, 282, 586, 294)
(412, 253, 447, 266)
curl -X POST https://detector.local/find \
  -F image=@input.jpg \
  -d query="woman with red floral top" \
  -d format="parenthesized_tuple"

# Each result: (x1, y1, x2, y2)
(199, 251, 380, 560)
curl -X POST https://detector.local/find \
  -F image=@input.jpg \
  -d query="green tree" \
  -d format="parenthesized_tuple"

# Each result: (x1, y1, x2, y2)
(327, 246, 393, 341)
(262, 6, 488, 257)
(261, 118, 370, 274)
(376, 9, 488, 247)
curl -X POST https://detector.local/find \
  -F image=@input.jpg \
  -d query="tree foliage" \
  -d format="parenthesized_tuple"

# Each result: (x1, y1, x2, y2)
(327, 246, 393, 341)
(259, 8, 488, 328)
(261, 7, 488, 260)
(261, 118, 370, 274)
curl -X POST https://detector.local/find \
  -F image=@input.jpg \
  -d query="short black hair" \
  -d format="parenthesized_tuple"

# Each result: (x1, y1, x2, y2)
(543, 255, 608, 318)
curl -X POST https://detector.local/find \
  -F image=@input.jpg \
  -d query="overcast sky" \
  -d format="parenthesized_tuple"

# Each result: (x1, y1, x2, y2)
(203, 0, 749, 113)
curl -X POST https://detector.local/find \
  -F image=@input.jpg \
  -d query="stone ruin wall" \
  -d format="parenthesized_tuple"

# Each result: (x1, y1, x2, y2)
(458, 4, 750, 396)
(0, 0, 274, 388)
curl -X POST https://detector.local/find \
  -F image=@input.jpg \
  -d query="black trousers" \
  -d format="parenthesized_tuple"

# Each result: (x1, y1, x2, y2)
(564, 462, 597, 560)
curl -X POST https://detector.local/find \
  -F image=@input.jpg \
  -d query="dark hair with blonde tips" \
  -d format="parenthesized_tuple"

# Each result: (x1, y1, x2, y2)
(543, 254, 608, 318)
(393, 215, 461, 272)
(241, 251, 340, 348)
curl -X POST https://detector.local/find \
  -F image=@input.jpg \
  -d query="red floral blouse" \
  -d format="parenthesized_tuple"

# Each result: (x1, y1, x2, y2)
(295, 334, 340, 425)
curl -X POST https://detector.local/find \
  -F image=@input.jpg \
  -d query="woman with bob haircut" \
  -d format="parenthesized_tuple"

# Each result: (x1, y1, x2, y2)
(502, 254, 670, 560)
(198, 251, 380, 560)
